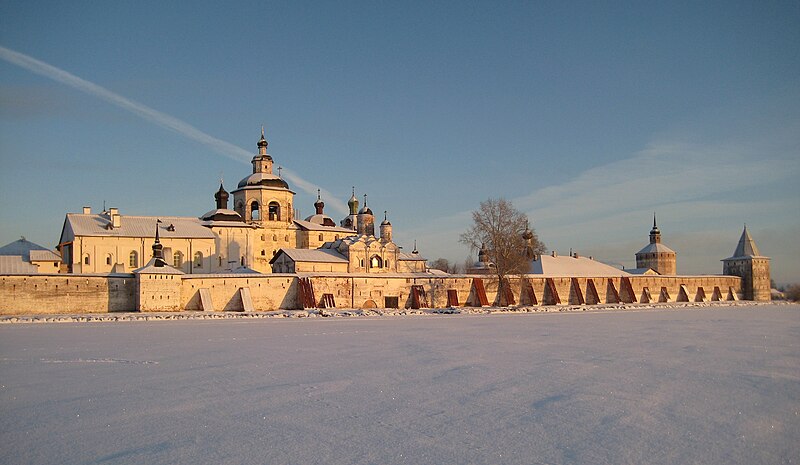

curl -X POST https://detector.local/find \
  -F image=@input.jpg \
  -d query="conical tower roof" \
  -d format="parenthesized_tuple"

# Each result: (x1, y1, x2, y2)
(726, 225, 763, 259)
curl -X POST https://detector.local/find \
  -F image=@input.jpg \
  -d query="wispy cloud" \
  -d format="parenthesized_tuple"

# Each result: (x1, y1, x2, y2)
(0, 45, 348, 215)
(404, 134, 800, 279)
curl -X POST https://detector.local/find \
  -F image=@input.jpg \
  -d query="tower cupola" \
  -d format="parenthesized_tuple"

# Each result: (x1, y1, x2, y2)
(252, 127, 274, 175)
(257, 125, 268, 155)
(357, 194, 375, 236)
(314, 189, 325, 215)
(214, 183, 229, 210)
(380, 211, 393, 243)
(347, 186, 359, 215)
(649, 213, 661, 244)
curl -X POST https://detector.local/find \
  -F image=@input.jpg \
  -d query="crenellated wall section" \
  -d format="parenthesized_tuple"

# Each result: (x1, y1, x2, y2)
(0, 272, 745, 315)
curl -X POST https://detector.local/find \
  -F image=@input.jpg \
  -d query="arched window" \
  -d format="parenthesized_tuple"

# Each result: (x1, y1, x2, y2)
(260, 250, 265, 256)
(194, 251, 203, 268)
(360, 259, 365, 268)
(173, 251, 183, 268)
(83, 254, 90, 265)
(235, 200, 244, 217)
(272, 235, 277, 241)
(268, 201, 280, 221)
(129, 251, 138, 268)
(251, 201, 260, 221)
(219, 256, 224, 267)
(106, 254, 113, 266)
(385, 259, 390, 268)
(370, 255, 383, 268)
(319, 234, 324, 241)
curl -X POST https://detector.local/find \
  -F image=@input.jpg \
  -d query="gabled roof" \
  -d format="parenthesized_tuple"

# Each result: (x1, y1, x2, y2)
(529, 255, 630, 277)
(724, 226, 766, 260)
(398, 252, 426, 262)
(270, 248, 349, 264)
(29, 249, 62, 262)
(293, 219, 354, 233)
(62, 214, 216, 240)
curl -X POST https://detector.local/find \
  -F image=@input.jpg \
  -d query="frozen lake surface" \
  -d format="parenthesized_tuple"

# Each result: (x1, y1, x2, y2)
(1, 305, 798, 464)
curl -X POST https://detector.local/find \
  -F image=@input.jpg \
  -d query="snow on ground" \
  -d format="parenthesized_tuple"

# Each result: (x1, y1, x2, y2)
(0, 304, 798, 465)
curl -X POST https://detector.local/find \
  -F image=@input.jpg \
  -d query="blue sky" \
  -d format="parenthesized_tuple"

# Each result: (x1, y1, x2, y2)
(1, 1, 798, 283)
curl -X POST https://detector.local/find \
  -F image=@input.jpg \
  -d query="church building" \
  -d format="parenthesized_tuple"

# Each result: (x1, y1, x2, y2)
(56, 130, 423, 275)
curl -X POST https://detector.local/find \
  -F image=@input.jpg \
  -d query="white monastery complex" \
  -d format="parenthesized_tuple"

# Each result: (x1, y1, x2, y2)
(0, 131, 771, 314)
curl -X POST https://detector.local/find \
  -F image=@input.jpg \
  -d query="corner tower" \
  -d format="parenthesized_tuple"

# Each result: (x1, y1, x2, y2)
(635, 214, 676, 275)
(722, 226, 771, 301)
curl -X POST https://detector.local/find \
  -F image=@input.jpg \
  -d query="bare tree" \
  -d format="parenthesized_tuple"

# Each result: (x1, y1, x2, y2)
(429, 258, 461, 274)
(785, 284, 800, 302)
(460, 198, 546, 290)
(429, 258, 451, 273)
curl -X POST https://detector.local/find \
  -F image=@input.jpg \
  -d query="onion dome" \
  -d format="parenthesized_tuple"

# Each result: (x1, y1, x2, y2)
(214, 183, 229, 209)
(257, 125, 268, 151)
(314, 189, 325, 214)
(347, 186, 359, 215)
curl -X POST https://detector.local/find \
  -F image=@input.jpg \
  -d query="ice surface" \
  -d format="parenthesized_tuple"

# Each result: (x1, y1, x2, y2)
(1, 305, 798, 464)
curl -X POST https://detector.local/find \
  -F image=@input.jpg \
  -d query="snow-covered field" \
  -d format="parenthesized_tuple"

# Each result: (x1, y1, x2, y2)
(1, 305, 798, 464)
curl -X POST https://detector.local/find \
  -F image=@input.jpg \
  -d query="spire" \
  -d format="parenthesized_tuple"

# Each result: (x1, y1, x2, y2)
(381, 210, 390, 225)
(649, 213, 661, 244)
(152, 219, 165, 266)
(412, 240, 418, 255)
(732, 224, 761, 258)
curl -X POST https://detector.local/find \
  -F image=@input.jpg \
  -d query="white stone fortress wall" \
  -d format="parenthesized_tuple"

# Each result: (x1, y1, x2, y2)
(0, 272, 746, 315)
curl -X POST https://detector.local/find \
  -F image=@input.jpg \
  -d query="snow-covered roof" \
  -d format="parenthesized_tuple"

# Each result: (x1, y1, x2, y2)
(529, 255, 631, 277)
(133, 257, 185, 275)
(234, 173, 292, 191)
(293, 219, 354, 233)
(29, 249, 62, 262)
(626, 267, 659, 275)
(636, 242, 676, 255)
(200, 208, 243, 222)
(270, 248, 349, 264)
(0, 256, 39, 274)
(724, 226, 767, 260)
(63, 214, 216, 240)
(398, 252, 426, 262)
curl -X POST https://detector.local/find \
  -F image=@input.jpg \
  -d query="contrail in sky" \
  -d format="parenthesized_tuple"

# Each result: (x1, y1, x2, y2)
(0, 45, 348, 215)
